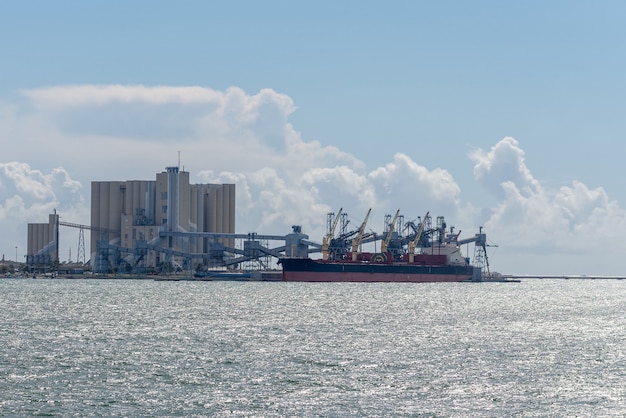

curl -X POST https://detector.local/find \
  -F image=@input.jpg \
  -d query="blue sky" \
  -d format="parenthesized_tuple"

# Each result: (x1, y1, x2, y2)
(1, 1, 626, 274)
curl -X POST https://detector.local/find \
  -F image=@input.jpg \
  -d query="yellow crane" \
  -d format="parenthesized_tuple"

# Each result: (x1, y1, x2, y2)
(351, 208, 371, 261)
(322, 208, 343, 260)
(380, 209, 400, 254)
(408, 211, 429, 262)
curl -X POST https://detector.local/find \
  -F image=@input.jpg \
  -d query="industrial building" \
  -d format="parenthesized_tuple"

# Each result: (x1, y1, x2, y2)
(27, 167, 236, 273)
(26, 212, 59, 266)
(91, 166, 235, 272)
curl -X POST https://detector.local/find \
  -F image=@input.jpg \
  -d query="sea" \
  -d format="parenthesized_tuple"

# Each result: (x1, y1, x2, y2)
(0, 278, 624, 417)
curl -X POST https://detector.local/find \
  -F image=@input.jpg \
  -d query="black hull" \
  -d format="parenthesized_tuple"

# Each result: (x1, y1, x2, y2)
(279, 258, 481, 282)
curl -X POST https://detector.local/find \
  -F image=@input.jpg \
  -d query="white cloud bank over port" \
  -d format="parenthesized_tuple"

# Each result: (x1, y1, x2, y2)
(1, 85, 625, 275)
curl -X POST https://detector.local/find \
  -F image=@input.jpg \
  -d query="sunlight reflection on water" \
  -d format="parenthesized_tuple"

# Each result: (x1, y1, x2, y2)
(0, 279, 624, 417)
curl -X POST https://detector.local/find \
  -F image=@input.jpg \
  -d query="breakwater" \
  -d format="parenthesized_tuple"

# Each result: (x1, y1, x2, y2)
(501, 274, 626, 280)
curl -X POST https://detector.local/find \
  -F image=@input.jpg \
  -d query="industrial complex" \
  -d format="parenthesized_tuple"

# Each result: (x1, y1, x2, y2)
(27, 166, 244, 274)
(26, 166, 495, 281)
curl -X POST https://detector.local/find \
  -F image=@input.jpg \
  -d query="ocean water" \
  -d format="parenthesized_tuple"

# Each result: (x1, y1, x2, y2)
(0, 278, 624, 417)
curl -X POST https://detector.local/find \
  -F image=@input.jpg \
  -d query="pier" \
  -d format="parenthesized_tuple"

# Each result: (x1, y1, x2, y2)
(500, 274, 626, 280)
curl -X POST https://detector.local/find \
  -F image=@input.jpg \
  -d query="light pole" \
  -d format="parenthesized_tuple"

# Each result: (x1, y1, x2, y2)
(15, 246, 17, 263)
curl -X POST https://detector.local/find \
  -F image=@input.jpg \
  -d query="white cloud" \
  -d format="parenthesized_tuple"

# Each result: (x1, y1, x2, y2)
(21, 85, 232, 107)
(369, 153, 461, 204)
(2, 86, 305, 184)
(470, 136, 540, 198)
(2, 84, 626, 274)
(0, 163, 83, 219)
(0, 162, 88, 262)
(201, 152, 473, 245)
(471, 137, 626, 274)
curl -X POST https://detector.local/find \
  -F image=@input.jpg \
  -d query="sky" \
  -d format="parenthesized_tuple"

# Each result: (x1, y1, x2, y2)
(1, 1, 626, 275)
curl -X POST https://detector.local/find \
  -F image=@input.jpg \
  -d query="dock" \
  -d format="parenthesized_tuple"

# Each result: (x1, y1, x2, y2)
(499, 275, 626, 281)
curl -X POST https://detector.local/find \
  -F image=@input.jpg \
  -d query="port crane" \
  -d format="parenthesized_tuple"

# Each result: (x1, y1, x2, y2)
(380, 209, 400, 254)
(408, 211, 429, 262)
(322, 208, 342, 260)
(351, 208, 372, 261)
(456, 226, 495, 277)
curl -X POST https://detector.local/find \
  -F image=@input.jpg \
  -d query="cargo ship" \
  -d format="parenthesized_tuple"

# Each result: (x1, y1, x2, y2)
(279, 209, 488, 283)
(279, 250, 482, 283)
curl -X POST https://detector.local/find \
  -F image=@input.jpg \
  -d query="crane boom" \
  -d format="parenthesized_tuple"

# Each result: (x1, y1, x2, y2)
(408, 211, 429, 262)
(329, 208, 342, 237)
(351, 208, 371, 261)
(380, 209, 400, 253)
(322, 208, 343, 260)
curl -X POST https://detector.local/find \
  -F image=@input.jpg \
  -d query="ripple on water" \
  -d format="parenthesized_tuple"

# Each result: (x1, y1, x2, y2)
(0, 279, 625, 416)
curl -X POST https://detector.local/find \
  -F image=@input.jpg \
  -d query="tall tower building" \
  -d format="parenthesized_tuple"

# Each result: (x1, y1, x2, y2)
(90, 167, 235, 270)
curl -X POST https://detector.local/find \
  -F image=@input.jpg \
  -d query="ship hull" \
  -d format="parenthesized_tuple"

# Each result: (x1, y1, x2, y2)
(279, 258, 479, 283)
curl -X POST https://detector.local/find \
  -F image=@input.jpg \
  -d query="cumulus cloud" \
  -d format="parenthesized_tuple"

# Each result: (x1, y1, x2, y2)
(369, 153, 460, 204)
(17, 85, 357, 180)
(199, 150, 469, 243)
(2, 84, 626, 274)
(0, 162, 88, 261)
(0, 163, 83, 220)
(470, 136, 540, 198)
(471, 138, 626, 266)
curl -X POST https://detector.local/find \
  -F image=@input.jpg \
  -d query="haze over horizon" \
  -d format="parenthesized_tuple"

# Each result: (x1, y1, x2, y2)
(2, 1, 626, 275)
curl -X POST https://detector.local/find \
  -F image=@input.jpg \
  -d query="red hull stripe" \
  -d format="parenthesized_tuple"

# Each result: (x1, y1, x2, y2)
(282, 271, 471, 283)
